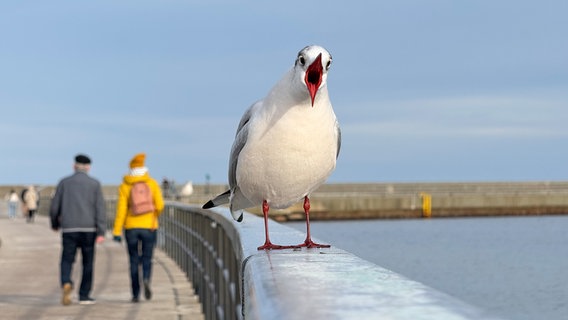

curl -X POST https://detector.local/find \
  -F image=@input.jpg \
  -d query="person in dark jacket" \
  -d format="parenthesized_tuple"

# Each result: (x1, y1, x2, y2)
(50, 154, 106, 306)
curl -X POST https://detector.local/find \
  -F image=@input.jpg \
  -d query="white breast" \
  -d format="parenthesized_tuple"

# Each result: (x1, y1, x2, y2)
(237, 98, 338, 209)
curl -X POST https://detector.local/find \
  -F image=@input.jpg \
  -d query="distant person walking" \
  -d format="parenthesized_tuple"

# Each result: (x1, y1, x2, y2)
(23, 185, 39, 223)
(161, 177, 170, 199)
(113, 153, 164, 303)
(50, 154, 106, 306)
(6, 189, 19, 219)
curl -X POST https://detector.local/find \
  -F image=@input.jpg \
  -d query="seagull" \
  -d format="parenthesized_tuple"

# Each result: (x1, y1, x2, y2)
(203, 45, 341, 250)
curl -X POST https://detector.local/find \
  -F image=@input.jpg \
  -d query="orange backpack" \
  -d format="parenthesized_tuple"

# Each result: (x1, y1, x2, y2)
(129, 182, 155, 215)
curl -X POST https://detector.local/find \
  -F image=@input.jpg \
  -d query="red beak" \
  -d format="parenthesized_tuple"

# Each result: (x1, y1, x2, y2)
(304, 53, 323, 106)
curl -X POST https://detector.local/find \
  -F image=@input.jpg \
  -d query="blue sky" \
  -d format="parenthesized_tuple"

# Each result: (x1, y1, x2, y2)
(1, 1, 567, 185)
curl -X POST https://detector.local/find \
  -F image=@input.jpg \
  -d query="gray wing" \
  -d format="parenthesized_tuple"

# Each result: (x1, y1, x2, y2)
(335, 120, 341, 159)
(203, 102, 259, 221)
(228, 101, 259, 189)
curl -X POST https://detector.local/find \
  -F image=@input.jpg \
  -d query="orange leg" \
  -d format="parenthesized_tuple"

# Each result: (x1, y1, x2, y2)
(297, 196, 330, 248)
(257, 200, 301, 250)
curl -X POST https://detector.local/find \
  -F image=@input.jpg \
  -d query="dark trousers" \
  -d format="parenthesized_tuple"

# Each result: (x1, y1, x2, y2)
(60, 232, 96, 299)
(27, 209, 36, 222)
(125, 228, 156, 298)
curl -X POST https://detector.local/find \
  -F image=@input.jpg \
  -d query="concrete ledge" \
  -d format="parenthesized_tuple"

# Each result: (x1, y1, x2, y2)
(209, 208, 498, 320)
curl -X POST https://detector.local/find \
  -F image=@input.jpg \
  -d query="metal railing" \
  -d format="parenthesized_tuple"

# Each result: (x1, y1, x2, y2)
(158, 204, 242, 320)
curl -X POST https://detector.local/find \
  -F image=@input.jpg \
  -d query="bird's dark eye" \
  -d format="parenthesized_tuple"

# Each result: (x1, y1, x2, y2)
(297, 55, 305, 66)
(326, 59, 332, 70)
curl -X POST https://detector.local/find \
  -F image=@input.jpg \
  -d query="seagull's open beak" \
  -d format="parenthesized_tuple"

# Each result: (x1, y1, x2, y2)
(305, 53, 323, 106)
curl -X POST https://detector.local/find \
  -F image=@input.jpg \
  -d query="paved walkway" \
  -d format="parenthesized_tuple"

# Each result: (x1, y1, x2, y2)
(0, 215, 203, 320)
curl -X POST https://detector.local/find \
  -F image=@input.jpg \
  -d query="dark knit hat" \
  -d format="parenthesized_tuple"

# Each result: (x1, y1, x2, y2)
(75, 154, 91, 165)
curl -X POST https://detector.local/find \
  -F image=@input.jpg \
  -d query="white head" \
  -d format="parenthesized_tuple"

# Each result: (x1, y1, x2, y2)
(293, 45, 333, 106)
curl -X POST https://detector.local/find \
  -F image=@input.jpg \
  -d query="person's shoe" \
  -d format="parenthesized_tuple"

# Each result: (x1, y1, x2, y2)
(79, 297, 96, 305)
(131, 297, 140, 303)
(143, 279, 152, 300)
(61, 283, 72, 306)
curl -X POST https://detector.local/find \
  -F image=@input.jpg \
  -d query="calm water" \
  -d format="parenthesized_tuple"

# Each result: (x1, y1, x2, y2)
(286, 216, 568, 320)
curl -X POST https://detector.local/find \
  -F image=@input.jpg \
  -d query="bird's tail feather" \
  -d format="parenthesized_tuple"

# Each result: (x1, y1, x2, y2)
(202, 190, 230, 209)
(203, 189, 244, 222)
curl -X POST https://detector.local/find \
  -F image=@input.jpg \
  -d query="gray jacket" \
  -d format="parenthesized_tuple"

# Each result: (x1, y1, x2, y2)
(50, 171, 106, 236)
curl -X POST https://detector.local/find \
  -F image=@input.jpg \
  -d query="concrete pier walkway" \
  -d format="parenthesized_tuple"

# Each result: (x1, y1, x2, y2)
(0, 215, 203, 320)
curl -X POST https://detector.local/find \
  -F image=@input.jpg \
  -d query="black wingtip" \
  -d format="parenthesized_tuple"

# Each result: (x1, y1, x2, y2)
(236, 214, 243, 222)
(202, 200, 214, 209)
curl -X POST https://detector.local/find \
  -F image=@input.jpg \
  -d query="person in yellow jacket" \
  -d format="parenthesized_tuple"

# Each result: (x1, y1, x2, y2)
(113, 153, 164, 303)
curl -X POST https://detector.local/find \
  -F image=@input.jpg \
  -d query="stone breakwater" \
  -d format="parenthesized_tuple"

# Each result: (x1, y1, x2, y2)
(183, 182, 568, 221)
(5, 181, 568, 221)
